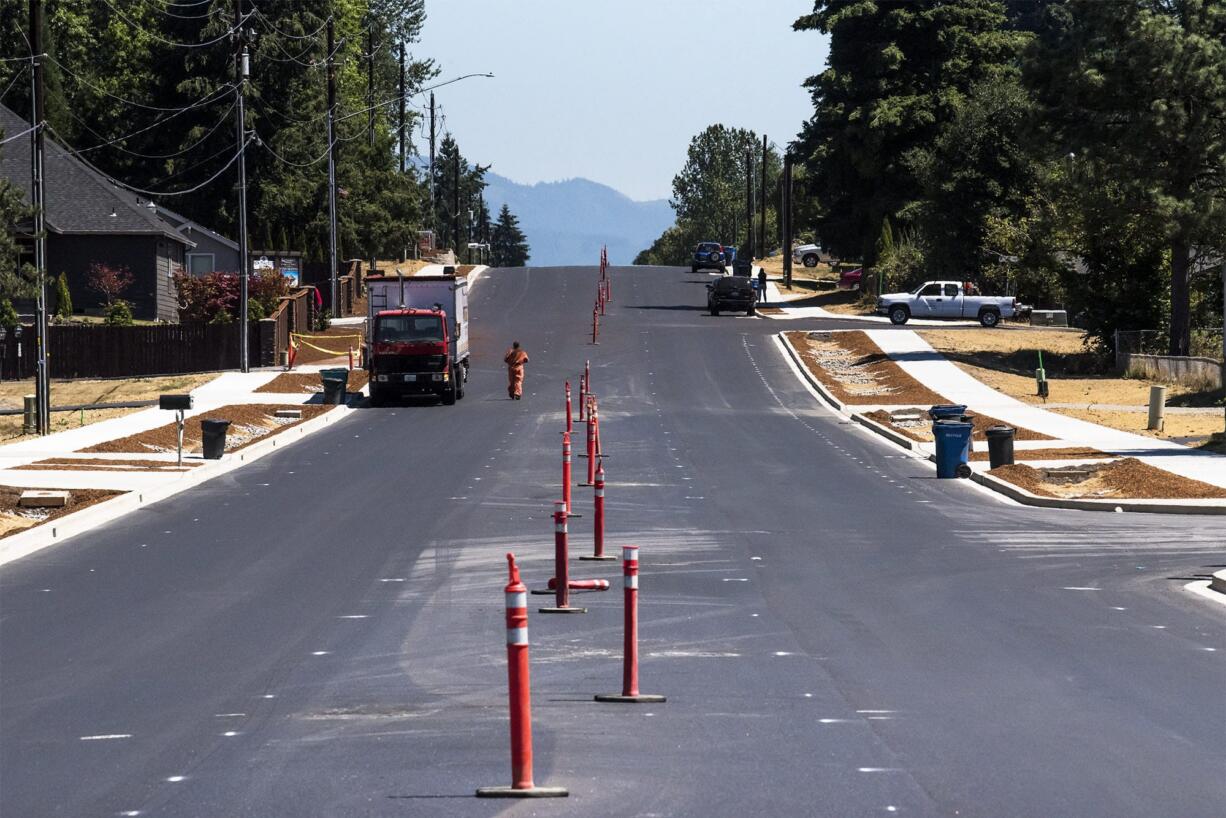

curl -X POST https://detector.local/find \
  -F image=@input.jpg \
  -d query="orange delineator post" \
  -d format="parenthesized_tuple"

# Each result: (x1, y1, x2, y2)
(581, 460, 615, 561)
(475, 554, 568, 798)
(594, 545, 666, 704)
(592, 305, 599, 344)
(579, 368, 587, 422)
(565, 381, 573, 434)
(546, 577, 609, 591)
(561, 432, 572, 514)
(583, 412, 597, 486)
(539, 501, 585, 614)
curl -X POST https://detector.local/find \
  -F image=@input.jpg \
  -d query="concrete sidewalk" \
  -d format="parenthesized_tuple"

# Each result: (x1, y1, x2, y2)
(867, 329, 1226, 489)
(0, 368, 366, 488)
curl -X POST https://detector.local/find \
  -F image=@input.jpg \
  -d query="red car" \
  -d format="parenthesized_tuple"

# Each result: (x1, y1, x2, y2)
(836, 267, 863, 290)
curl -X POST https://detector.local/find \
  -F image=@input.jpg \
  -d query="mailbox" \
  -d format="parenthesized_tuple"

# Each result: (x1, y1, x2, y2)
(159, 394, 194, 411)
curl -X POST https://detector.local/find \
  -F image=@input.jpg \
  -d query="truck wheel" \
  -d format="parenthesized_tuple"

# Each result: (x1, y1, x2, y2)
(441, 380, 457, 405)
(979, 310, 1000, 328)
(368, 386, 383, 407)
(803, 254, 818, 268)
(889, 306, 910, 325)
(455, 366, 465, 399)
(710, 305, 720, 316)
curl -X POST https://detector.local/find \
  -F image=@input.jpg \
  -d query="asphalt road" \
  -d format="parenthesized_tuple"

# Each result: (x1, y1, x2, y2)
(2, 265, 1223, 817)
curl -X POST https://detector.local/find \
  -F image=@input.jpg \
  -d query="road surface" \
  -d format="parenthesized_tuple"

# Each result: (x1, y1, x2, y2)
(2, 265, 1223, 817)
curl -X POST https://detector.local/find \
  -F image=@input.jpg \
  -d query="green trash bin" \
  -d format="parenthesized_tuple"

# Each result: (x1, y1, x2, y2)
(320, 368, 350, 405)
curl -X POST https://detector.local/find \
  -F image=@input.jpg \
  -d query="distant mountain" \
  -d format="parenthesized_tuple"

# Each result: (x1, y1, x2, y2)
(482, 173, 674, 267)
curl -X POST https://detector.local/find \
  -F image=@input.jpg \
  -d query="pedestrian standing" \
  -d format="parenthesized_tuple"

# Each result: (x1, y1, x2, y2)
(504, 341, 529, 400)
(757, 268, 768, 305)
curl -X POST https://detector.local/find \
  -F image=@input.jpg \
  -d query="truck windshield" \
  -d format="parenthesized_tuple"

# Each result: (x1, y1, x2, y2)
(376, 315, 443, 343)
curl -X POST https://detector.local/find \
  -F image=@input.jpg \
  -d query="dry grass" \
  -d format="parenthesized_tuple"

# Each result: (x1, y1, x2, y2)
(789, 331, 948, 406)
(0, 373, 218, 410)
(0, 486, 122, 539)
(370, 259, 429, 276)
(293, 326, 366, 364)
(990, 458, 1226, 500)
(1051, 408, 1226, 439)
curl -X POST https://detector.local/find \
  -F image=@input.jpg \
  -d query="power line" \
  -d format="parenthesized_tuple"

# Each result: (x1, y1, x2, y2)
(251, 9, 332, 41)
(96, 0, 253, 49)
(0, 125, 38, 146)
(47, 52, 232, 113)
(45, 122, 253, 197)
(259, 137, 332, 168)
(60, 96, 237, 159)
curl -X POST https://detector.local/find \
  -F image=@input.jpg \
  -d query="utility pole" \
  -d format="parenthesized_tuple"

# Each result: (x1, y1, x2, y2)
(398, 42, 406, 173)
(744, 145, 754, 261)
(234, 0, 249, 372)
(326, 16, 339, 316)
(29, 0, 49, 435)
(782, 152, 794, 289)
(759, 134, 768, 255)
(428, 92, 436, 240)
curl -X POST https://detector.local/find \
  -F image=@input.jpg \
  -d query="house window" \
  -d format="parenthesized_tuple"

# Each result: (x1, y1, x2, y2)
(187, 253, 215, 275)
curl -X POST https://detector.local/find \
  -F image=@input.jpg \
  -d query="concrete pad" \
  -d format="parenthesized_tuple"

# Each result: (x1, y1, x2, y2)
(19, 490, 70, 508)
(274, 408, 303, 419)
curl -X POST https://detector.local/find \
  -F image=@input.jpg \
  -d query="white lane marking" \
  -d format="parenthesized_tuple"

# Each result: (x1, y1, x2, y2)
(337, 615, 369, 619)
(120, 811, 142, 816)
(261, 694, 276, 699)
(379, 578, 405, 583)
(222, 731, 239, 737)
(311, 650, 331, 655)
(819, 718, 852, 723)
(857, 767, 899, 773)
(1062, 586, 1101, 591)
(1151, 625, 1167, 630)
(857, 709, 895, 714)
(773, 651, 796, 656)
(722, 578, 749, 582)
(215, 713, 245, 718)
(80, 734, 131, 741)
(166, 776, 186, 782)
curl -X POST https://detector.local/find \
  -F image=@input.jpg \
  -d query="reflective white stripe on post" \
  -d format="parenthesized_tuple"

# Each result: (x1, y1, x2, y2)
(506, 591, 527, 610)
(625, 574, 638, 590)
(507, 627, 528, 645)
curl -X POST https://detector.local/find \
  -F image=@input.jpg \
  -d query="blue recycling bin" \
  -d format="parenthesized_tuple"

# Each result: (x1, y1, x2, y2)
(933, 419, 973, 478)
(928, 404, 968, 421)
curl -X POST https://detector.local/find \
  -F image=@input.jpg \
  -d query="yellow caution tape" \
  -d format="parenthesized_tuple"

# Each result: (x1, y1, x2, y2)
(290, 333, 361, 356)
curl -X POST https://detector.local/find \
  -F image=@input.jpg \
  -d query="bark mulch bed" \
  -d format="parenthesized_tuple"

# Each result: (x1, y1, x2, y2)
(865, 410, 1056, 442)
(0, 486, 122, 539)
(787, 330, 947, 406)
(968, 447, 1106, 462)
(13, 457, 202, 472)
(989, 458, 1226, 500)
(80, 404, 334, 455)
(255, 371, 369, 394)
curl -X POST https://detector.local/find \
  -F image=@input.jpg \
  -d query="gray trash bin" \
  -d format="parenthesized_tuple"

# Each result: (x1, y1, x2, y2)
(200, 419, 231, 459)
(320, 367, 350, 405)
(985, 425, 1016, 468)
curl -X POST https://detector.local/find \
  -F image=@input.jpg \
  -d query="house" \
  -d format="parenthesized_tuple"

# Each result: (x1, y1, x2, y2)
(157, 206, 240, 275)
(1, 102, 192, 321)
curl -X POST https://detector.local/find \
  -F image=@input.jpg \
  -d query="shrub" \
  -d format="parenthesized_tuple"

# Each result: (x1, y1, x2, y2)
(313, 307, 332, 331)
(0, 298, 18, 330)
(87, 262, 134, 306)
(172, 270, 289, 323)
(105, 299, 134, 326)
(54, 273, 73, 318)
(246, 297, 266, 321)
(209, 308, 234, 324)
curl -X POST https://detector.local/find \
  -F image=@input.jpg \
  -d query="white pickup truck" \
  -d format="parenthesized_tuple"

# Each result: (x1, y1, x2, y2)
(877, 281, 1025, 327)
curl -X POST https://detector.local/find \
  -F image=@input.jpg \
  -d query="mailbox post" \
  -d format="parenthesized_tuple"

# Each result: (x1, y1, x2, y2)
(159, 394, 194, 466)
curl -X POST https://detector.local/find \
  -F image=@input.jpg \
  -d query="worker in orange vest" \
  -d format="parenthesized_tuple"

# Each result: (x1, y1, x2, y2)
(504, 341, 529, 400)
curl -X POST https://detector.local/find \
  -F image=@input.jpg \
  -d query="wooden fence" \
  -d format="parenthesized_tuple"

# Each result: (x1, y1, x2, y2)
(0, 322, 262, 380)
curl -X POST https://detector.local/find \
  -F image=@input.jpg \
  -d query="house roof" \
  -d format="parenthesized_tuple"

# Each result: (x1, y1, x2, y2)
(0, 102, 191, 246)
(157, 205, 239, 252)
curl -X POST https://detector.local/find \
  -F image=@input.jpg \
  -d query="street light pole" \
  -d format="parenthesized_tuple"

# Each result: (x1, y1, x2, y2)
(326, 17, 339, 318)
(782, 152, 793, 289)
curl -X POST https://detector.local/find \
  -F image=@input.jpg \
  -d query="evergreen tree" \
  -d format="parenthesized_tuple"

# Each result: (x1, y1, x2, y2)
(1026, 0, 1226, 355)
(490, 204, 529, 267)
(432, 133, 487, 253)
(793, 0, 1028, 263)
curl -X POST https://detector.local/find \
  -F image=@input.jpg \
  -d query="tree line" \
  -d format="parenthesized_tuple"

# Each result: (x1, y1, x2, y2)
(0, 0, 530, 315)
(640, 0, 1225, 354)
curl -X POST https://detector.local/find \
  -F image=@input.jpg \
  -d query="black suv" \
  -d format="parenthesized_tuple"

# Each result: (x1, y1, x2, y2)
(691, 242, 725, 273)
(707, 275, 757, 316)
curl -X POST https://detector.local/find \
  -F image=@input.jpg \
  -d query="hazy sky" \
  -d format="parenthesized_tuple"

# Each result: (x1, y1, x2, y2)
(414, 1, 826, 203)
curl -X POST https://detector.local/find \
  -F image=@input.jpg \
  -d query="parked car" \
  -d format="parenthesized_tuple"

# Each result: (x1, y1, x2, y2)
(793, 243, 830, 268)
(707, 275, 757, 316)
(691, 242, 726, 273)
(836, 267, 863, 290)
(877, 280, 1026, 327)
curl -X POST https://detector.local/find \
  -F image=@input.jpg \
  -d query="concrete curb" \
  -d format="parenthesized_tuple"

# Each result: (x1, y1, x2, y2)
(774, 332, 1226, 516)
(1184, 570, 1226, 607)
(777, 332, 844, 412)
(0, 404, 357, 568)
